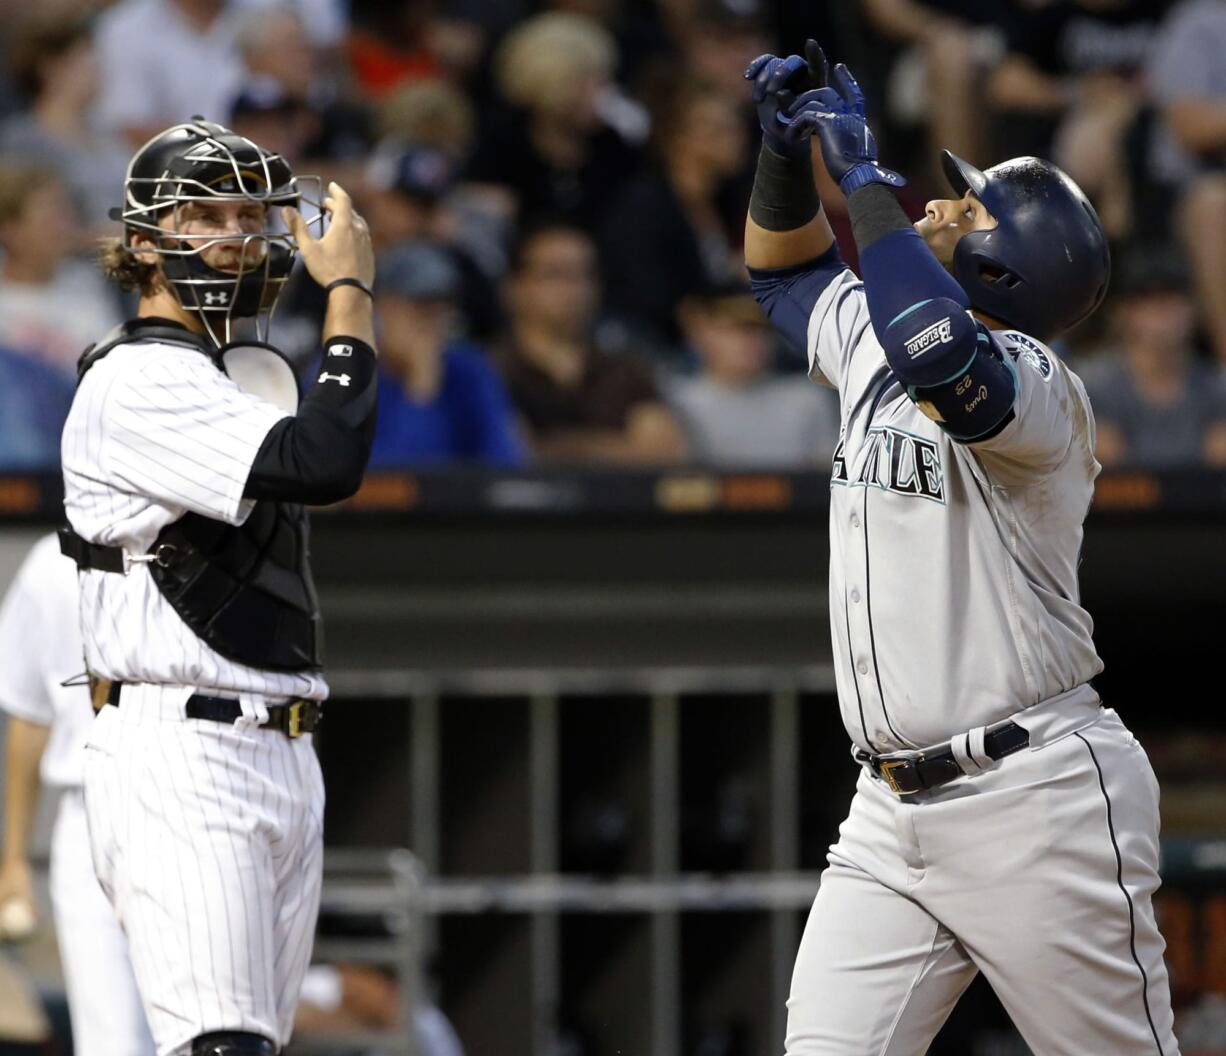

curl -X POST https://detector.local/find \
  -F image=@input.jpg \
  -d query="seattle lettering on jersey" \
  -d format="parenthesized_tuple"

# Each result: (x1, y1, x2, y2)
(831, 426, 945, 504)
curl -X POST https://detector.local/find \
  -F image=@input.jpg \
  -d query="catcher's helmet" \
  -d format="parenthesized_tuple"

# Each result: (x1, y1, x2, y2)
(116, 117, 321, 342)
(941, 150, 1110, 340)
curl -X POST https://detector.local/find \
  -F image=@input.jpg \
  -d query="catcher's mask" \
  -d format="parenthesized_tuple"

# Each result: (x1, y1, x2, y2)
(114, 116, 324, 345)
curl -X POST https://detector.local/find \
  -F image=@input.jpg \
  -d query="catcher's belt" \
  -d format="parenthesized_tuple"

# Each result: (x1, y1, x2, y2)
(100, 681, 321, 739)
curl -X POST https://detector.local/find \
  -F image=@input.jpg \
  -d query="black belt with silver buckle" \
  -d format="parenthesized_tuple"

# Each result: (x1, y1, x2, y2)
(103, 682, 321, 739)
(857, 721, 1030, 796)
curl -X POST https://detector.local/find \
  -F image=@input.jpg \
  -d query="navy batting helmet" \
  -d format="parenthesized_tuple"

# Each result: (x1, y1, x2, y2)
(941, 150, 1110, 341)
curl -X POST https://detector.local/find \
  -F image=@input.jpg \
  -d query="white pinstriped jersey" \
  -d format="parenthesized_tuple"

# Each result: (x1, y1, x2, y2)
(61, 338, 328, 701)
(0, 534, 92, 787)
(807, 269, 1103, 753)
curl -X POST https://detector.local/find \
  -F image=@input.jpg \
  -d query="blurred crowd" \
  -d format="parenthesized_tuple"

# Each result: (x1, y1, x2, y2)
(0, 0, 1223, 475)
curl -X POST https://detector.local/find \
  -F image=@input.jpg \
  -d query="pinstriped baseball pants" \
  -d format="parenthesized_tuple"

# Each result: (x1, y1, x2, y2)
(785, 709, 1180, 1055)
(82, 686, 324, 1056)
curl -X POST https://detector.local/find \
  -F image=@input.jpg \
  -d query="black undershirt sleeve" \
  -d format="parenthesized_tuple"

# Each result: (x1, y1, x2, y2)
(243, 336, 378, 505)
(748, 142, 821, 232)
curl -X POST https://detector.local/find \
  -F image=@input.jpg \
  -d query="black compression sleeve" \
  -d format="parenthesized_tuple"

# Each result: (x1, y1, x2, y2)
(846, 183, 912, 252)
(749, 141, 820, 232)
(243, 336, 378, 504)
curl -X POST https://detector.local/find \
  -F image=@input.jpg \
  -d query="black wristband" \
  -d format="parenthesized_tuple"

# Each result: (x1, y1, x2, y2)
(325, 277, 373, 298)
(748, 141, 820, 233)
(846, 183, 912, 253)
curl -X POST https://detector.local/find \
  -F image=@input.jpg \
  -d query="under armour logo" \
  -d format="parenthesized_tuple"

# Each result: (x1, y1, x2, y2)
(319, 372, 351, 386)
(329, 344, 353, 357)
(203, 291, 229, 306)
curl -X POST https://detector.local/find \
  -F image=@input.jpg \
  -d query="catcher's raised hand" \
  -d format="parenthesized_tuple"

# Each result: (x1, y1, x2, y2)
(283, 181, 375, 289)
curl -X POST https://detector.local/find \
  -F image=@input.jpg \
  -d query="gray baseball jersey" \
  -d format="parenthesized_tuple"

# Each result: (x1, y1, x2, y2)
(777, 264, 1179, 1056)
(807, 268, 1103, 753)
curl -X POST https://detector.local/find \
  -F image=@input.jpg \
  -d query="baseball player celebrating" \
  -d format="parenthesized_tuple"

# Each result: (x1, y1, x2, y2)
(0, 533, 155, 1056)
(59, 118, 376, 1056)
(743, 43, 1180, 1054)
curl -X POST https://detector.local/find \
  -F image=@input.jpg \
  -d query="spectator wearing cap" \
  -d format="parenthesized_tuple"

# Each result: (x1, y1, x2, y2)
(1081, 248, 1226, 469)
(599, 79, 749, 358)
(0, 11, 130, 229)
(495, 221, 685, 464)
(466, 12, 646, 227)
(368, 241, 524, 469)
(364, 139, 501, 338)
(666, 283, 840, 468)
(228, 79, 321, 170)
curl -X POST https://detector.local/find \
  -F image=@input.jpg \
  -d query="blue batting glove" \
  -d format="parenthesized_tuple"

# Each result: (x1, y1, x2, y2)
(784, 61, 905, 195)
(744, 50, 817, 158)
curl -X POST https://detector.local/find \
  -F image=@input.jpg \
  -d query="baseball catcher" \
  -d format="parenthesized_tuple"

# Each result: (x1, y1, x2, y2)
(58, 117, 377, 1055)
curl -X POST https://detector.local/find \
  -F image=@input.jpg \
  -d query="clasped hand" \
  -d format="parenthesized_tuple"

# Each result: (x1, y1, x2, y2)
(744, 40, 905, 194)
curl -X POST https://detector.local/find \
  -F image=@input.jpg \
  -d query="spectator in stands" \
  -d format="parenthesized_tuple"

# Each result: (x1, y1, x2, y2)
(667, 283, 840, 468)
(549, 0, 676, 94)
(1147, 0, 1226, 365)
(232, 5, 371, 168)
(93, 0, 246, 146)
(372, 82, 512, 294)
(0, 344, 76, 471)
(376, 80, 476, 163)
(0, 161, 122, 376)
(344, 1, 486, 99)
(467, 12, 646, 227)
(599, 80, 748, 358)
(669, 0, 772, 107)
(862, 0, 1008, 178)
(368, 241, 524, 469)
(0, 12, 129, 229)
(1082, 248, 1226, 468)
(364, 139, 501, 338)
(495, 221, 685, 464)
(987, 0, 1171, 238)
(227, 80, 319, 173)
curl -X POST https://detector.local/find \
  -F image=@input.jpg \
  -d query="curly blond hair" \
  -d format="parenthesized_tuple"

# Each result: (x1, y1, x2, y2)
(97, 236, 160, 296)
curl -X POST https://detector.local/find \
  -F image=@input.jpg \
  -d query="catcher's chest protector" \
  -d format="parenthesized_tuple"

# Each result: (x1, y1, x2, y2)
(76, 325, 323, 672)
